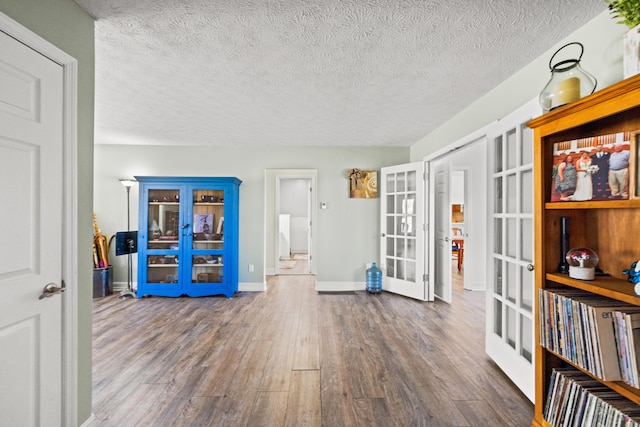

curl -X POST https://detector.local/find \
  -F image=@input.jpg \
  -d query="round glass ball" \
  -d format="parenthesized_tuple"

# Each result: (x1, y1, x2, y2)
(566, 247, 598, 280)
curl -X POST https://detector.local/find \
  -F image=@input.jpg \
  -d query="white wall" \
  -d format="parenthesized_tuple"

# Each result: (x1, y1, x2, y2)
(411, 11, 628, 161)
(94, 145, 409, 289)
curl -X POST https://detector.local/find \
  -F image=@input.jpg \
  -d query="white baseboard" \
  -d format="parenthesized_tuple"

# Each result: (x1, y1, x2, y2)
(239, 281, 266, 292)
(112, 281, 131, 292)
(315, 281, 365, 292)
(81, 414, 95, 427)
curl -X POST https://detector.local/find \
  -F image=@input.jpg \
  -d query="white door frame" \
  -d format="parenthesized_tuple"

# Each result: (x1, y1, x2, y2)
(425, 125, 495, 302)
(0, 12, 79, 426)
(273, 172, 317, 276)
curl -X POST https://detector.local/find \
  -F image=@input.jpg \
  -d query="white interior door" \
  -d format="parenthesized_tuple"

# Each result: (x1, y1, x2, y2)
(433, 160, 452, 302)
(0, 30, 65, 425)
(485, 99, 539, 402)
(380, 162, 431, 301)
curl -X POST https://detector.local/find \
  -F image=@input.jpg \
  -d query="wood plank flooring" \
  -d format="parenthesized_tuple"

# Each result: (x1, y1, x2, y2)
(92, 267, 533, 426)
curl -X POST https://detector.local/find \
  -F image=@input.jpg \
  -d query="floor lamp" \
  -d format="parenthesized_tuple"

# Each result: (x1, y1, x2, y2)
(119, 178, 137, 298)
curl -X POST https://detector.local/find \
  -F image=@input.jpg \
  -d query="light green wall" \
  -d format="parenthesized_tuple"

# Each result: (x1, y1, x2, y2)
(94, 145, 410, 286)
(411, 10, 629, 160)
(0, 0, 95, 424)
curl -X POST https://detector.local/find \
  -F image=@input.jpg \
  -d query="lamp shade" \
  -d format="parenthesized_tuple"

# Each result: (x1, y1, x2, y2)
(119, 178, 136, 188)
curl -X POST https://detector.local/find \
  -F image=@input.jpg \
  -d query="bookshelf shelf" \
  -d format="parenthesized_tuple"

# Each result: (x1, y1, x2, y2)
(529, 74, 640, 427)
(545, 273, 640, 305)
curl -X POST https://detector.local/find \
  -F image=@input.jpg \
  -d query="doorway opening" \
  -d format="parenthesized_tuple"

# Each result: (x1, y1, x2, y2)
(450, 170, 466, 284)
(277, 177, 312, 275)
(264, 169, 317, 279)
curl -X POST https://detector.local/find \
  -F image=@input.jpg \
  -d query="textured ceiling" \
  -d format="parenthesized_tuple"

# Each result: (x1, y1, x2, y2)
(75, 0, 606, 147)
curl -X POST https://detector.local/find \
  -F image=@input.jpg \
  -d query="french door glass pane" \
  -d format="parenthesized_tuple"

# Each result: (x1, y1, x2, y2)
(407, 238, 416, 259)
(506, 218, 516, 258)
(494, 177, 503, 213)
(386, 216, 394, 235)
(494, 299, 503, 337)
(396, 238, 404, 258)
(494, 135, 503, 173)
(506, 173, 517, 213)
(521, 170, 533, 213)
(397, 260, 405, 280)
(494, 259, 503, 295)
(494, 218, 502, 254)
(386, 195, 394, 214)
(386, 174, 395, 193)
(406, 261, 415, 282)
(521, 267, 533, 312)
(507, 306, 516, 348)
(506, 129, 516, 169)
(521, 315, 533, 362)
(506, 262, 517, 304)
(521, 218, 533, 263)
(407, 171, 416, 191)
(397, 173, 405, 192)
(386, 258, 395, 277)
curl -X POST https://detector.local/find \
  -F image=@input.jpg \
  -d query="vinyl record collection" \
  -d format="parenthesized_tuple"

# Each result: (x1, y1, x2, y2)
(540, 288, 640, 424)
(544, 367, 640, 426)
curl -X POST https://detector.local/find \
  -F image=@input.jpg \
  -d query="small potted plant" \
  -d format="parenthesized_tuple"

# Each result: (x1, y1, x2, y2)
(605, 0, 640, 77)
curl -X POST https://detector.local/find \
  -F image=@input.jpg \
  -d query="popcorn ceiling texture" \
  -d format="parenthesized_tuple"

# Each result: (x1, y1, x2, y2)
(75, 0, 605, 147)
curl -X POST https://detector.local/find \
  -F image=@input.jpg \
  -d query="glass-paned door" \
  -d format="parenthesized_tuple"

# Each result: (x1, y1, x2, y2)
(145, 187, 182, 286)
(190, 188, 225, 286)
(380, 162, 431, 301)
(486, 99, 539, 402)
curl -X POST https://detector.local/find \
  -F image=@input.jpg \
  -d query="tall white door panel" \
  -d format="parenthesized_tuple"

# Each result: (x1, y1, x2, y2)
(0, 30, 65, 425)
(486, 99, 539, 402)
(380, 162, 431, 301)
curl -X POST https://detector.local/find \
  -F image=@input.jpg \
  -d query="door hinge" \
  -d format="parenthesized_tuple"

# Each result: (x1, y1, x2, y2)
(423, 274, 428, 282)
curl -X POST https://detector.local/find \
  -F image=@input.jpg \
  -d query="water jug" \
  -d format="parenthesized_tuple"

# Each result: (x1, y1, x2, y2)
(366, 262, 382, 294)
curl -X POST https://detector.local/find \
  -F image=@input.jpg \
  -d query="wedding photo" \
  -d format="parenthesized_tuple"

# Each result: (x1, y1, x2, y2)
(550, 131, 633, 202)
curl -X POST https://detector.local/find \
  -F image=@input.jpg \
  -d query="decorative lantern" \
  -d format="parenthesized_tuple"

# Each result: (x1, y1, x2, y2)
(566, 247, 599, 280)
(539, 42, 597, 112)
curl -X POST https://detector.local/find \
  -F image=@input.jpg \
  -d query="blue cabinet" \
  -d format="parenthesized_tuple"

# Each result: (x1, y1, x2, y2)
(135, 176, 242, 298)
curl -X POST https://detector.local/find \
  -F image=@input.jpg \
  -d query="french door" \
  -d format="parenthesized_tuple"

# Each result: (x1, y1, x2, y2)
(486, 99, 539, 402)
(380, 162, 432, 301)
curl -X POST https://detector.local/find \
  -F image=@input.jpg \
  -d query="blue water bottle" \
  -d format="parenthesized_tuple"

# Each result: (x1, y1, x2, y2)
(366, 262, 382, 294)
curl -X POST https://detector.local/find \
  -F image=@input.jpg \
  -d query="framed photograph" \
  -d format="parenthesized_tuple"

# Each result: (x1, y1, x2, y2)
(550, 131, 634, 202)
(193, 213, 214, 233)
(632, 131, 640, 199)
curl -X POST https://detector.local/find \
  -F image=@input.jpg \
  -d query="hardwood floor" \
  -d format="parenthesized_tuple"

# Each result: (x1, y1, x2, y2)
(92, 266, 533, 426)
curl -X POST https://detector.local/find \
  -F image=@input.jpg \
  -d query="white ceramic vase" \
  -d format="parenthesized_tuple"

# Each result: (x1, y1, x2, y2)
(624, 24, 640, 78)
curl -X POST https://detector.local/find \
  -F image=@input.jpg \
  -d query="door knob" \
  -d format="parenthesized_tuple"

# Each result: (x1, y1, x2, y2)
(527, 264, 535, 271)
(39, 282, 65, 300)
(444, 237, 450, 242)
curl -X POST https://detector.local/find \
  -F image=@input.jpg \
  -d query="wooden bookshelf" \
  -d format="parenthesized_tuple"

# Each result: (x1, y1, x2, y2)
(529, 73, 640, 427)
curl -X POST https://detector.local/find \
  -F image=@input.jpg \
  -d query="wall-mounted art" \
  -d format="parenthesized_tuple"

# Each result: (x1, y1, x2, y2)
(348, 168, 377, 198)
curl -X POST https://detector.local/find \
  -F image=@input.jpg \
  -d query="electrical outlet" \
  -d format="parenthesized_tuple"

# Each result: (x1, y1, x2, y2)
(248, 264, 254, 272)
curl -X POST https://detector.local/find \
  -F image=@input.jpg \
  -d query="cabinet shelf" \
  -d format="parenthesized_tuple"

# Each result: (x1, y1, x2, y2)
(545, 272, 640, 305)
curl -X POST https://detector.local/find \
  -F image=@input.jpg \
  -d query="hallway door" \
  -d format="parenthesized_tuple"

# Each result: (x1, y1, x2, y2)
(0, 29, 65, 425)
